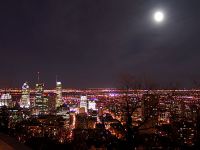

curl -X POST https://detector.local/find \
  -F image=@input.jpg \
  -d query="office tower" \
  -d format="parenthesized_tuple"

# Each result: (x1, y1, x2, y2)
(98, 107, 103, 116)
(88, 100, 96, 110)
(0, 93, 12, 107)
(141, 94, 159, 128)
(79, 96, 88, 113)
(75, 113, 88, 129)
(55, 81, 62, 108)
(157, 100, 170, 125)
(30, 96, 35, 109)
(35, 83, 48, 115)
(158, 112, 170, 125)
(88, 100, 98, 118)
(20, 82, 30, 108)
(48, 93, 56, 114)
(142, 94, 159, 119)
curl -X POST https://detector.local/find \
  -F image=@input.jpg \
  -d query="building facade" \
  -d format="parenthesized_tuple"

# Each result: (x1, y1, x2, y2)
(20, 82, 30, 108)
(0, 93, 12, 107)
(34, 83, 48, 115)
(55, 81, 62, 108)
(79, 96, 88, 113)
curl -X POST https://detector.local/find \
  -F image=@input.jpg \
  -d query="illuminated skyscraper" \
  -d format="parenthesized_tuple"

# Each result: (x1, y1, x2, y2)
(55, 81, 62, 108)
(0, 93, 12, 107)
(35, 83, 48, 115)
(79, 96, 88, 113)
(88, 100, 96, 110)
(20, 82, 30, 108)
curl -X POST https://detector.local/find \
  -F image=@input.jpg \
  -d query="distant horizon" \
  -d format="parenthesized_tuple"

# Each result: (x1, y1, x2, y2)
(0, 86, 200, 91)
(0, 73, 200, 89)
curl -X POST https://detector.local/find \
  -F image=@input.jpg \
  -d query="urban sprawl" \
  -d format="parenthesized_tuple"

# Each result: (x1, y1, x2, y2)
(0, 81, 200, 149)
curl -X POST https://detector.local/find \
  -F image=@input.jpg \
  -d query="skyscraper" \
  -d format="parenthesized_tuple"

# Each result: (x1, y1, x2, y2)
(0, 93, 12, 107)
(141, 94, 159, 127)
(79, 96, 88, 113)
(55, 81, 62, 108)
(142, 94, 159, 119)
(35, 83, 48, 115)
(20, 82, 30, 108)
(88, 100, 96, 110)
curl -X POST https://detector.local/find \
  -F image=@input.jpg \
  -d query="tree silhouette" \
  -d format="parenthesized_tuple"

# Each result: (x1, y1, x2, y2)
(118, 73, 159, 149)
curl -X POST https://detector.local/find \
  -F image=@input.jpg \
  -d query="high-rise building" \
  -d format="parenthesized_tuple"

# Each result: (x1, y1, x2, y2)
(30, 96, 35, 109)
(48, 93, 56, 114)
(34, 83, 48, 115)
(79, 96, 88, 113)
(75, 113, 88, 129)
(20, 82, 30, 108)
(158, 112, 170, 125)
(0, 93, 12, 107)
(141, 94, 159, 127)
(88, 100, 96, 110)
(55, 81, 62, 108)
(142, 94, 159, 119)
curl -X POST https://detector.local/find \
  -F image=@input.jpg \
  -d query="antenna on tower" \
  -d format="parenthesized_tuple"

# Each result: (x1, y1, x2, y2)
(56, 75, 58, 83)
(37, 72, 40, 83)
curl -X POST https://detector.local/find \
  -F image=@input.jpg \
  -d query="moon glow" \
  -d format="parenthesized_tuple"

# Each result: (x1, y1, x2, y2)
(154, 11, 164, 23)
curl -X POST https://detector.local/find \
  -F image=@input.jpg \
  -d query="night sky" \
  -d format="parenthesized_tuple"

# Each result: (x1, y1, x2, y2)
(0, 0, 200, 88)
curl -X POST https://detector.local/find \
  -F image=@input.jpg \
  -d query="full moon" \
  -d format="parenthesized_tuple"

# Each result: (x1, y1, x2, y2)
(154, 11, 164, 23)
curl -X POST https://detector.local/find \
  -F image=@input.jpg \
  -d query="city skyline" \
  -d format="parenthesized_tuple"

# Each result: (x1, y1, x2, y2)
(1, 1, 200, 149)
(0, 1, 200, 88)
